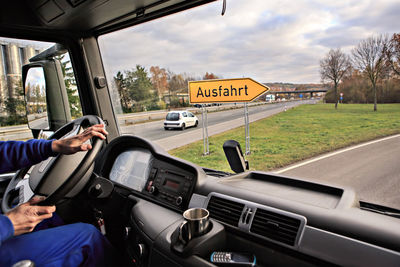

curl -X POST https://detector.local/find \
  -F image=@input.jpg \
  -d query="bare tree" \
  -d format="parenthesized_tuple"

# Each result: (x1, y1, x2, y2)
(352, 34, 390, 111)
(385, 33, 400, 76)
(320, 48, 351, 109)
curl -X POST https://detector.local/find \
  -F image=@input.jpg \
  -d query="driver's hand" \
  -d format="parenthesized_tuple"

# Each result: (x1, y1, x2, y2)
(5, 196, 55, 236)
(51, 124, 108, 155)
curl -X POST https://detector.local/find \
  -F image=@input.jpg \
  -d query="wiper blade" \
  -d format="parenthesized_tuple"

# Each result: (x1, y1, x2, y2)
(203, 168, 232, 178)
(360, 201, 400, 219)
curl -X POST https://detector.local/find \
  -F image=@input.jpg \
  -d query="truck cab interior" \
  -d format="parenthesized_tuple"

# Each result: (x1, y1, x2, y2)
(1, 1, 400, 266)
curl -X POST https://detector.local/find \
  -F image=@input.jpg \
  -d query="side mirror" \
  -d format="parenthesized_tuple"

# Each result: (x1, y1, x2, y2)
(22, 59, 71, 135)
(24, 67, 50, 130)
(223, 140, 249, 173)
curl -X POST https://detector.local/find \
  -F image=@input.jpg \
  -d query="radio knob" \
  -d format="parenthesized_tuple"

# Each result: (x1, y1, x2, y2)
(149, 186, 158, 195)
(176, 196, 183, 205)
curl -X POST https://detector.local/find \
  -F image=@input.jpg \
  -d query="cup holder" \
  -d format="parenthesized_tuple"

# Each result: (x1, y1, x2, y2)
(170, 219, 225, 257)
(171, 220, 213, 250)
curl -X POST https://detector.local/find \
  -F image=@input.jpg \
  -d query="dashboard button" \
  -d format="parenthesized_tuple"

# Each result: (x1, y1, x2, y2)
(149, 168, 158, 179)
(149, 186, 158, 195)
(146, 181, 153, 192)
(89, 183, 103, 197)
(176, 196, 183, 205)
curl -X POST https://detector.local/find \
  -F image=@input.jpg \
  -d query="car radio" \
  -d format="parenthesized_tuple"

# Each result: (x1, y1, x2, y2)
(145, 168, 194, 208)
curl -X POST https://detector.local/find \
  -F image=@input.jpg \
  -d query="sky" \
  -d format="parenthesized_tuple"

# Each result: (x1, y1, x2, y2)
(26, 67, 46, 94)
(98, 0, 400, 84)
(1, 1, 398, 84)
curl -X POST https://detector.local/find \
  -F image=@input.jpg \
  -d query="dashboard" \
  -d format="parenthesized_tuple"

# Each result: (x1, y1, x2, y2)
(92, 135, 400, 267)
(97, 135, 198, 212)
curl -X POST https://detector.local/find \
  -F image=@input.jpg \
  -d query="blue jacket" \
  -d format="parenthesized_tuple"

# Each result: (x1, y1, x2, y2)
(0, 139, 55, 246)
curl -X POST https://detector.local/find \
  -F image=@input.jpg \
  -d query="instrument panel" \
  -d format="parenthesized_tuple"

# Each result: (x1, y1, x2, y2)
(98, 136, 197, 211)
(109, 148, 153, 191)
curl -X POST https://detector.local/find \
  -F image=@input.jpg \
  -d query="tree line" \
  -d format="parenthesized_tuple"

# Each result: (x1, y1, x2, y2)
(320, 33, 400, 111)
(113, 65, 218, 113)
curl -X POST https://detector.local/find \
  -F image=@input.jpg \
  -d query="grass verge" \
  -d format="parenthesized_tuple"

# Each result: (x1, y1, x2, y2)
(170, 103, 400, 172)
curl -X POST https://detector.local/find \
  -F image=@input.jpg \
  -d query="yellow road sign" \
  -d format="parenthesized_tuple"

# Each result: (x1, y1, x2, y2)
(189, 78, 269, 103)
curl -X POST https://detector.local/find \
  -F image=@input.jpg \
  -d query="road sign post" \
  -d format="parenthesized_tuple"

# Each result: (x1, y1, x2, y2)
(189, 78, 269, 156)
(201, 106, 209, 155)
(244, 103, 250, 155)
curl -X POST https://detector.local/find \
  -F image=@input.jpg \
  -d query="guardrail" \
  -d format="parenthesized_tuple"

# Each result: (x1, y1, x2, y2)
(116, 102, 272, 125)
(0, 100, 300, 140)
(0, 125, 33, 140)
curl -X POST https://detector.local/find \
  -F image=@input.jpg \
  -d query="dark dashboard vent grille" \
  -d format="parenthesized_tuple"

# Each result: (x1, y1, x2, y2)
(207, 196, 245, 227)
(250, 208, 301, 246)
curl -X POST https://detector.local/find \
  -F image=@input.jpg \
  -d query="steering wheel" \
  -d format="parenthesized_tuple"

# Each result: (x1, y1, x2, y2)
(1, 115, 105, 213)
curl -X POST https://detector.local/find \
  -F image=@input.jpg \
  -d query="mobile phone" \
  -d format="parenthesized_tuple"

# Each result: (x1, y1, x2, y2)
(210, 252, 256, 266)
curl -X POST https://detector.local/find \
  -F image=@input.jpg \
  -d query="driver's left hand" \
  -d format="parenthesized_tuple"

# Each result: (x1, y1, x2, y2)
(5, 196, 55, 236)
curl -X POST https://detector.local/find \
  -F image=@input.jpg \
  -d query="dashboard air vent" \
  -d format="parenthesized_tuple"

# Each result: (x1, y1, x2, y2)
(207, 196, 245, 227)
(250, 208, 301, 246)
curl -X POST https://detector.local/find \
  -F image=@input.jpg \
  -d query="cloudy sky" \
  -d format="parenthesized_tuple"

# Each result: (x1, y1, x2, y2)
(98, 0, 399, 84)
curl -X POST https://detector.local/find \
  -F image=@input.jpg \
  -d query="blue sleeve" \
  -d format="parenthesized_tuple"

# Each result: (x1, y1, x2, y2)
(0, 139, 56, 173)
(0, 214, 14, 246)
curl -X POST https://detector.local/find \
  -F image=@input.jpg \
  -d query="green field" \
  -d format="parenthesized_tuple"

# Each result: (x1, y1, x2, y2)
(170, 103, 400, 172)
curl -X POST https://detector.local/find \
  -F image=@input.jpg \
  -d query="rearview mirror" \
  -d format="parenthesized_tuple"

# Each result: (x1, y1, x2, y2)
(223, 140, 249, 173)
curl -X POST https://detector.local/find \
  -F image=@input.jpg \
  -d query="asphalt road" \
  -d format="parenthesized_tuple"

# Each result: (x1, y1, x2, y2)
(120, 100, 315, 143)
(276, 134, 400, 210)
(0, 100, 315, 142)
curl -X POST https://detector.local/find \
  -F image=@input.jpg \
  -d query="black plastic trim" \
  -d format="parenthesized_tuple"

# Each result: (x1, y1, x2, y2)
(204, 192, 307, 250)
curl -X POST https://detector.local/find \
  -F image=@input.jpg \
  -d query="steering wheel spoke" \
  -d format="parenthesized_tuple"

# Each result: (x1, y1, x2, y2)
(15, 174, 35, 205)
(61, 123, 81, 139)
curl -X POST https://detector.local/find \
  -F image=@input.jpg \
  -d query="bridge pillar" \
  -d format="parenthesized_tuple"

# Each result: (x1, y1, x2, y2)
(310, 92, 313, 98)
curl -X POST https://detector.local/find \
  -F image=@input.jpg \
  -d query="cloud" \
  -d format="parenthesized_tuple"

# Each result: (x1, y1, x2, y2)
(99, 0, 399, 83)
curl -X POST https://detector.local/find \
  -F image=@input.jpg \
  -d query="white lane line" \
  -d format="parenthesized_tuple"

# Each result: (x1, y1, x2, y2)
(275, 134, 400, 174)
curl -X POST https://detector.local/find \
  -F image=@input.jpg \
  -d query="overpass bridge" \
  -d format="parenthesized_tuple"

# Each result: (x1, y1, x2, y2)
(267, 89, 328, 98)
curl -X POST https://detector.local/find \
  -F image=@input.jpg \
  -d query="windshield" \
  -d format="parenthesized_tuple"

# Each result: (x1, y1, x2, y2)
(98, 1, 400, 210)
(166, 113, 180, 121)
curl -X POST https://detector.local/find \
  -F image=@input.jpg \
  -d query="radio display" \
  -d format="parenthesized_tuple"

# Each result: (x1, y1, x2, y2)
(164, 179, 180, 190)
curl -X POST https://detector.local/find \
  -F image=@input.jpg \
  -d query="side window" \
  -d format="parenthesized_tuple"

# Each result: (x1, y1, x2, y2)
(182, 112, 187, 117)
(56, 53, 82, 120)
(0, 37, 82, 141)
(188, 112, 194, 117)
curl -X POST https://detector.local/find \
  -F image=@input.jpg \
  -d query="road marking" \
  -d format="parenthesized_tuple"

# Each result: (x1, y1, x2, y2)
(275, 134, 400, 174)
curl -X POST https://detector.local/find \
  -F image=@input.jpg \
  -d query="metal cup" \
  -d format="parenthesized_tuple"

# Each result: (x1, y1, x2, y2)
(178, 208, 210, 244)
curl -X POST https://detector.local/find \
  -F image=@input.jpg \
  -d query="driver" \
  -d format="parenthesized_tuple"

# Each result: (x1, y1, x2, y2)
(0, 124, 114, 266)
